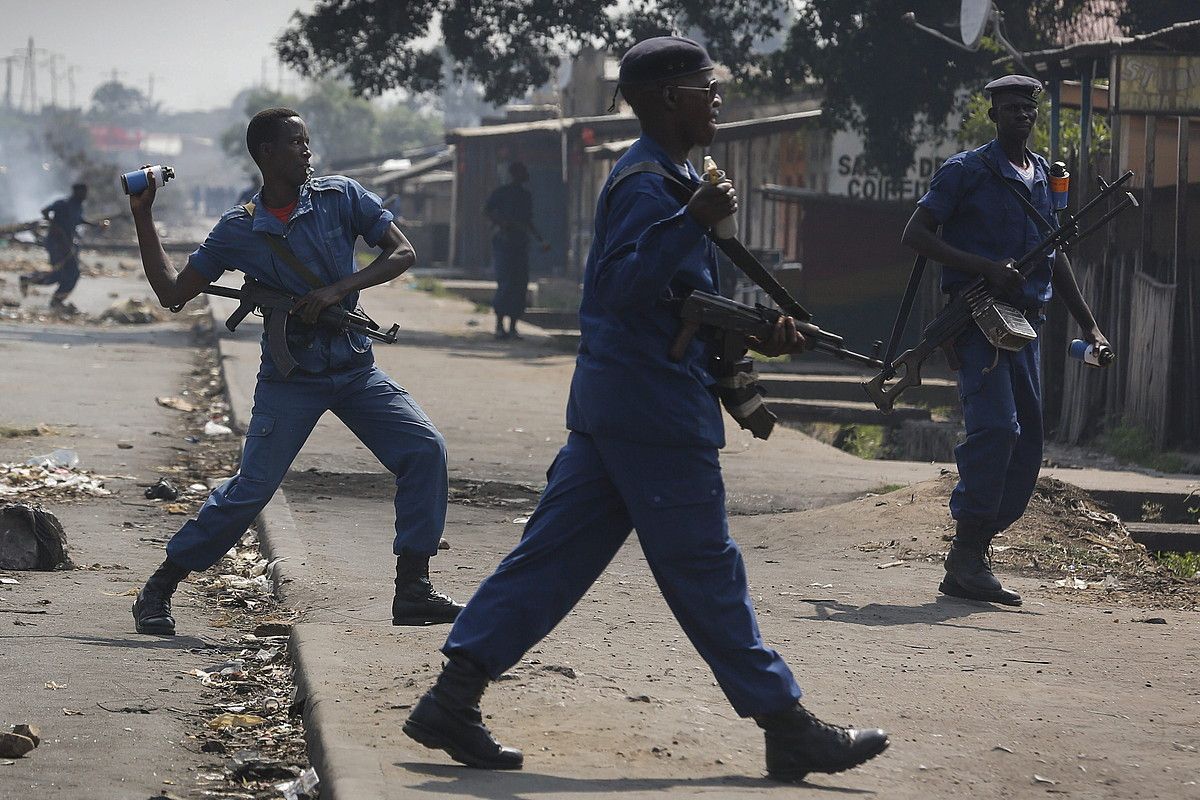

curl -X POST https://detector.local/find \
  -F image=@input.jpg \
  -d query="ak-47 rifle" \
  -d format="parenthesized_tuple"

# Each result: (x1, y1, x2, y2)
(669, 290, 880, 440)
(178, 278, 399, 378)
(864, 171, 1138, 414)
(669, 290, 860, 364)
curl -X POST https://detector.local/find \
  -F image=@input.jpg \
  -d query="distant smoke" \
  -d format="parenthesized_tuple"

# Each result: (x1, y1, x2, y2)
(0, 122, 59, 223)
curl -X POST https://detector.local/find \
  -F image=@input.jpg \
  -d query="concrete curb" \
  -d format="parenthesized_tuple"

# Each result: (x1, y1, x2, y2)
(210, 314, 375, 800)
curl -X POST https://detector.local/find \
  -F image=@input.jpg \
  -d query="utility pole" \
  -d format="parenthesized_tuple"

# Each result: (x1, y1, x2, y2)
(20, 38, 49, 113)
(67, 65, 77, 109)
(42, 53, 61, 108)
(2, 55, 15, 110)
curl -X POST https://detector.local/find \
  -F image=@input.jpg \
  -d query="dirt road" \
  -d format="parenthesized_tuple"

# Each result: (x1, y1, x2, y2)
(208, 280, 1198, 800)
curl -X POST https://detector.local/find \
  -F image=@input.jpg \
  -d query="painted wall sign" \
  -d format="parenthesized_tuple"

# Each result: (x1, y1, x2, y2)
(1115, 53, 1200, 116)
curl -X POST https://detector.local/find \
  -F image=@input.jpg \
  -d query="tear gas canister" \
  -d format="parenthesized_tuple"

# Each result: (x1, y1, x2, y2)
(120, 165, 175, 195)
(1069, 338, 1114, 367)
(1049, 161, 1070, 210)
(702, 155, 738, 240)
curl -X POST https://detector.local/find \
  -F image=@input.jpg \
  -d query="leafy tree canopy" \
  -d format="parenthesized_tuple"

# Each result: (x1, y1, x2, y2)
(89, 80, 160, 123)
(1118, 0, 1198, 35)
(278, 0, 1172, 178)
(276, 0, 789, 105)
(221, 82, 443, 179)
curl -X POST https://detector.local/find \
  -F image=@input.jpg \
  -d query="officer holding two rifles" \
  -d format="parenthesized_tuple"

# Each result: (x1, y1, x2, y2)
(902, 75, 1110, 606)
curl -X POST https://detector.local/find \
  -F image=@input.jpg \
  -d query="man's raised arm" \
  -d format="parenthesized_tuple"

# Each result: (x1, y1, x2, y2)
(127, 174, 210, 309)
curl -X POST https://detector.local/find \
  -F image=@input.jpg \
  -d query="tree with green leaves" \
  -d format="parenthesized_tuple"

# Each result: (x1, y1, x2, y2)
(220, 82, 443, 180)
(1118, 1, 1197, 35)
(278, 0, 1141, 179)
(89, 80, 160, 125)
(276, 0, 789, 105)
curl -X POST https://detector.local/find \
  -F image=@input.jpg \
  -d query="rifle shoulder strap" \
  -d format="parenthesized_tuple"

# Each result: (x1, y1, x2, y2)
(241, 202, 326, 290)
(974, 153, 1056, 234)
(607, 161, 697, 204)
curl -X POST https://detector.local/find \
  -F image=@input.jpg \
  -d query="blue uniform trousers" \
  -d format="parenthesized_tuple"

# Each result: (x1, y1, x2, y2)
(166, 364, 448, 571)
(444, 431, 801, 718)
(950, 324, 1043, 532)
(29, 238, 81, 297)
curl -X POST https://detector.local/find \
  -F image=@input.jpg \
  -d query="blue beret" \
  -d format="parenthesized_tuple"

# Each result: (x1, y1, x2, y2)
(984, 75, 1043, 100)
(618, 36, 714, 86)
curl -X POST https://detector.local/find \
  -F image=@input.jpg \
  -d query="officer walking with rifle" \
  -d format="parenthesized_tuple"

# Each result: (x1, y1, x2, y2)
(403, 36, 888, 784)
(900, 75, 1111, 606)
(126, 107, 463, 636)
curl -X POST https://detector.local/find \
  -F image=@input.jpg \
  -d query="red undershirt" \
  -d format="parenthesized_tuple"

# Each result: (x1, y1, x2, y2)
(264, 197, 297, 224)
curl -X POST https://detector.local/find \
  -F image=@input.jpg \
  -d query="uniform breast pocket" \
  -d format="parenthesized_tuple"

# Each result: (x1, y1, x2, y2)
(323, 225, 352, 266)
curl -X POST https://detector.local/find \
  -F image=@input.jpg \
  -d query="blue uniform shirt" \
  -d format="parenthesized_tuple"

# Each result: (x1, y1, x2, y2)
(189, 176, 394, 377)
(918, 139, 1057, 309)
(46, 197, 85, 240)
(566, 135, 725, 448)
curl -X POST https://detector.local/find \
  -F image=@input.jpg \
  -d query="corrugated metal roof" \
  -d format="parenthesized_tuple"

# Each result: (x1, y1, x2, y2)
(1025, 18, 1200, 68)
(583, 109, 824, 158)
(445, 113, 639, 141)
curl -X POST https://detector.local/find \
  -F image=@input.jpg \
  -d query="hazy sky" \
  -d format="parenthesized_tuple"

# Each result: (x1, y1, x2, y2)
(1, 0, 318, 113)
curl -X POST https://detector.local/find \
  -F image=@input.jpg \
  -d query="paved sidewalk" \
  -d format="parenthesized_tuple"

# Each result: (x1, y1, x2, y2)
(208, 280, 1199, 800)
(0, 271, 248, 799)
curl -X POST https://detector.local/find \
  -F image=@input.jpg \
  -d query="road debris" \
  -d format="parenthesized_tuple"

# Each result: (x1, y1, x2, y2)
(0, 462, 111, 500)
(276, 767, 319, 800)
(144, 478, 181, 501)
(0, 724, 39, 758)
(203, 420, 234, 437)
(0, 503, 72, 570)
(156, 396, 198, 413)
(99, 297, 168, 324)
(26, 448, 79, 469)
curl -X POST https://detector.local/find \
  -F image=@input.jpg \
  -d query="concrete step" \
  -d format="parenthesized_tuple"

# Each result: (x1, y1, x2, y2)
(438, 279, 537, 307)
(1087, 488, 1199, 525)
(1124, 521, 1200, 554)
(771, 398, 930, 426)
(523, 308, 578, 330)
(760, 372, 959, 408)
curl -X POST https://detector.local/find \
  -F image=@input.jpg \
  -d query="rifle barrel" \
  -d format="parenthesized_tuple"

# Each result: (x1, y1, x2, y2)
(200, 284, 248, 301)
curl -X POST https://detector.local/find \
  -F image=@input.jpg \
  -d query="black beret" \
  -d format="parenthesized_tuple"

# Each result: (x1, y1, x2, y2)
(984, 74, 1043, 100)
(618, 36, 714, 86)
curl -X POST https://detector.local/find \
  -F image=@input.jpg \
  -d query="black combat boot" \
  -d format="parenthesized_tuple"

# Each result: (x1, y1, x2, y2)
(403, 655, 524, 770)
(392, 554, 465, 626)
(132, 558, 190, 635)
(756, 702, 889, 783)
(939, 521, 1022, 606)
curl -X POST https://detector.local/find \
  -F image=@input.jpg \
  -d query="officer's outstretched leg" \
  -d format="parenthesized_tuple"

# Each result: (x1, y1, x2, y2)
(332, 367, 459, 625)
(596, 437, 889, 782)
(408, 433, 633, 767)
(134, 380, 326, 635)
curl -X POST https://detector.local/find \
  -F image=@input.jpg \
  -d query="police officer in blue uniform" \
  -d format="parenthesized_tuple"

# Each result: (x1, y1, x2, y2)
(21, 182, 107, 310)
(127, 107, 463, 635)
(902, 75, 1109, 605)
(403, 37, 889, 784)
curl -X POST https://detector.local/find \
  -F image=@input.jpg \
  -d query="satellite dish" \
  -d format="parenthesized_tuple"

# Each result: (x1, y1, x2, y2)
(960, 0, 992, 50)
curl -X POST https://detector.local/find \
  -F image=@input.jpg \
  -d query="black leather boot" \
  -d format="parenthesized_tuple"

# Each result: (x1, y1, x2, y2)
(392, 554, 465, 626)
(756, 703, 889, 783)
(939, 522, 1022, 606)
(403, 655, 523, 770)
(132, 558, 190, 635)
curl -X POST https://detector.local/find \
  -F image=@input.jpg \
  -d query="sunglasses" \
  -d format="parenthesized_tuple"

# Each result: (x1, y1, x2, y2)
(669, 79, 721, 101)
